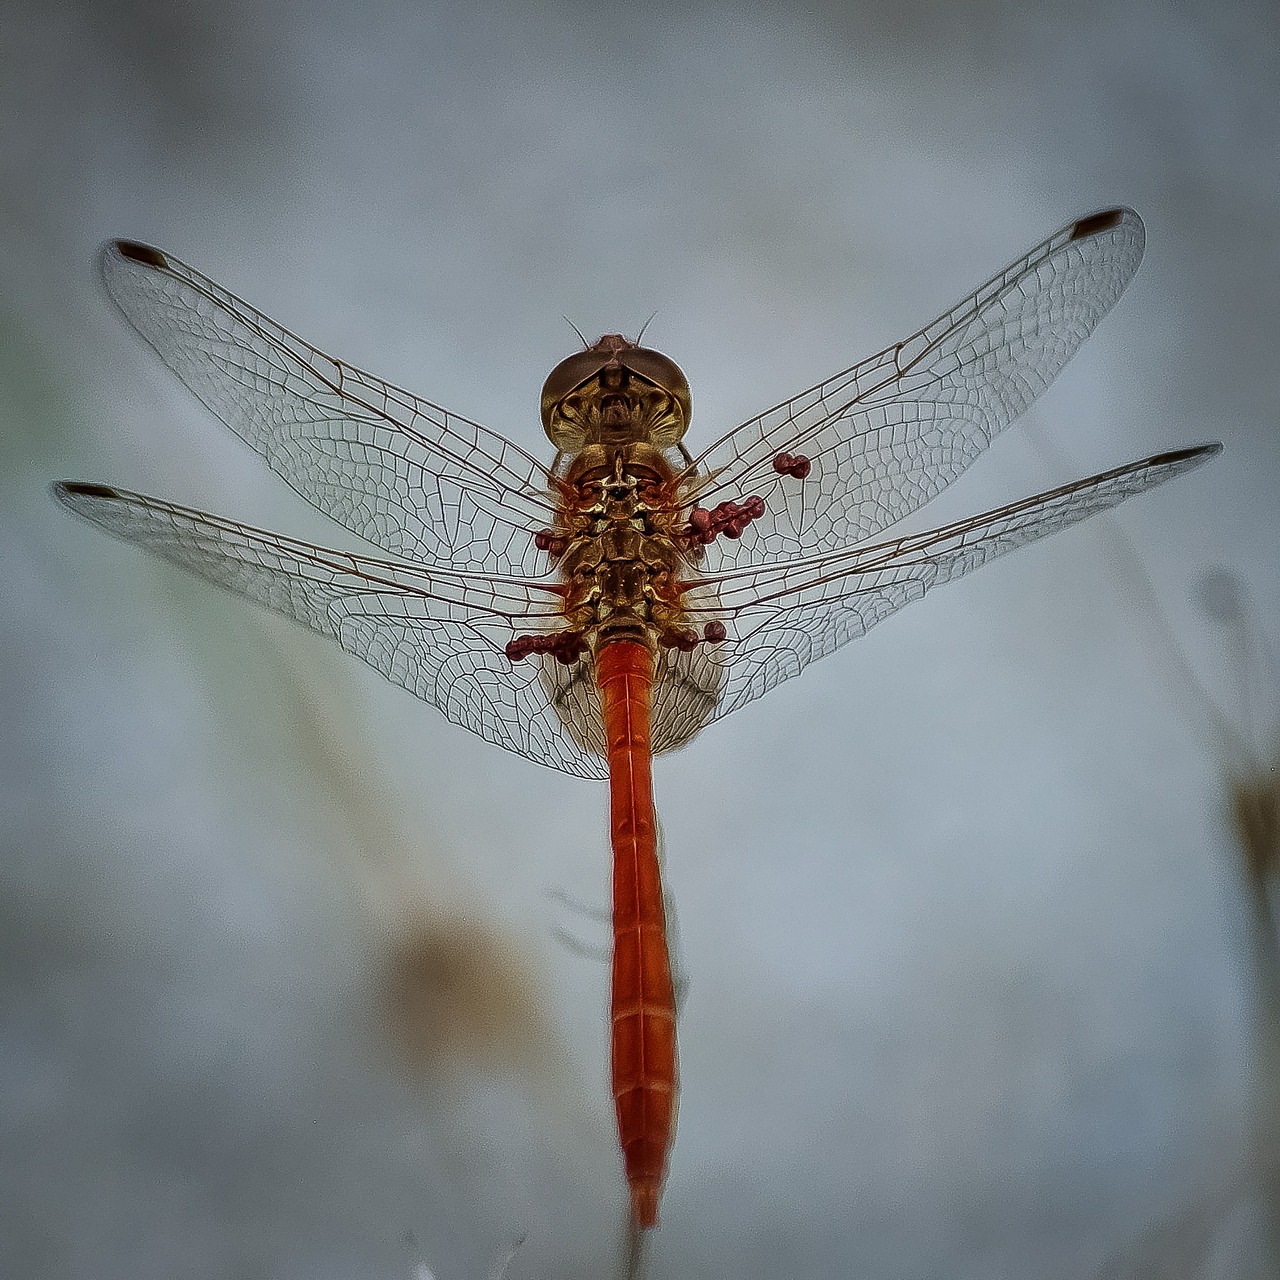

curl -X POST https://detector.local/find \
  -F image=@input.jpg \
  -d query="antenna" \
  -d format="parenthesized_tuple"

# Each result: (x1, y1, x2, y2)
(562, 315, 590, 349)
(635, 310, 659, 345)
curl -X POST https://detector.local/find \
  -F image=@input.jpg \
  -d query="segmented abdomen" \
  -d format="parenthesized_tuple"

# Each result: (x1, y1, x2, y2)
(596, 638, 678, 1229)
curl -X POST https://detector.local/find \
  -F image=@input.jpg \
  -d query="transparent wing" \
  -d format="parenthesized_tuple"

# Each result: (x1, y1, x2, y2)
(683, 208, 1146, 568)
(100, 241, 557, 575)
(652, 444, 1219, 747)
(53, 481, 608, 780)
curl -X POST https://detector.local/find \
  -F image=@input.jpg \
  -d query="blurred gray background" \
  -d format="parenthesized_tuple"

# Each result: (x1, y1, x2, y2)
(3, 1, 1278, 1276)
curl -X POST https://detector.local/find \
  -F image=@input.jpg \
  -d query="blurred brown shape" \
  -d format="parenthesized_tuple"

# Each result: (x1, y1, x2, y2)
(1195, 568, 1280, 928)
(384, 914, 552, 1078)
(1232, 766, 1280, 889)
(1197, 569, 1280, 1272)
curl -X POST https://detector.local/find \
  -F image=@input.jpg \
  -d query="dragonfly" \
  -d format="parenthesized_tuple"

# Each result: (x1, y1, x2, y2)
(55, 207, 1218, 1231)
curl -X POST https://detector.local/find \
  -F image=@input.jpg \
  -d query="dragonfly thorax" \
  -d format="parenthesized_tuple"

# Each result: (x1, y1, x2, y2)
(537, 441, 688, 655)
(541, 335, 691, 454)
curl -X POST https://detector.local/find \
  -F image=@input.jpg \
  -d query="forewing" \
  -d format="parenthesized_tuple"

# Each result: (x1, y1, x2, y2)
(100, 241, 557, 575)
(686, 208, 1146, 566)
(656, 444, 1219, 743)
(53, 481, 607, 779)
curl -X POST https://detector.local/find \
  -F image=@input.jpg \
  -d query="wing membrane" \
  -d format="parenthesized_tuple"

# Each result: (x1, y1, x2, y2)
(54, 481, 607, 779)
(685, 208, 1146, 567)
(652, 444, 1219, 745)
(100, 241, 556, 575)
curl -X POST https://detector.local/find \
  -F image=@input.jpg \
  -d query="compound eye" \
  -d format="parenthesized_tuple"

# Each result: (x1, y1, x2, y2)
(621, 347, 692, 437)
(621, 348, 687, 397)
(540, 351, 609, 435)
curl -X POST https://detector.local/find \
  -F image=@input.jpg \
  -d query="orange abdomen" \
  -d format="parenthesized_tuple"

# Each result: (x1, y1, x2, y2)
(595, 638, 678, 1230)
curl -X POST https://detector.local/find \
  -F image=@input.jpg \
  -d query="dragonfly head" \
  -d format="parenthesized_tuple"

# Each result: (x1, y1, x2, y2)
(541, 334, 691, 453)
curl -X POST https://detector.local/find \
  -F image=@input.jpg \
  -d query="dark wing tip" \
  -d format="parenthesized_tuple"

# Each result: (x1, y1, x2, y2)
(55, 480, 121, 500)
(110, 240, 170, 269)
(52, 481, 125, 514)
(1069, 208, 1128, 241)
(1147, 441, 1223, 467)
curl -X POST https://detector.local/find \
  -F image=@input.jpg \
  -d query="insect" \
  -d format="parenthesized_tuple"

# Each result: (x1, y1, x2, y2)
(55, 207, 1218, 1231)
